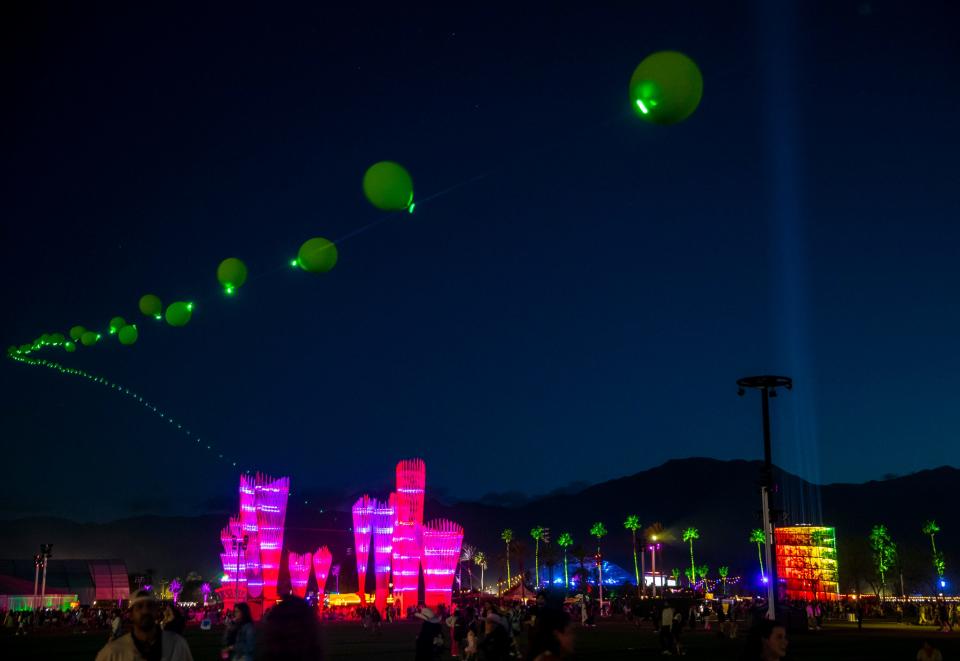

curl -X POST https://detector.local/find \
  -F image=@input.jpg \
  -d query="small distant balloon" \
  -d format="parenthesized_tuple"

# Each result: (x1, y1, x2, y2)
(217, 258, 248, 294)
(64, 341, 76, 353)
(81, 331, 100, 347)
(109, 316, 126, 334)
(165, 301, 193, 327)
(69, 326, 86, 341)
(297, 238, 338, 274)
(118, 324, 139, 345)
(139, 294, 163, 318)
(629, 51, 703, 125)
(362, 161, 414, 211)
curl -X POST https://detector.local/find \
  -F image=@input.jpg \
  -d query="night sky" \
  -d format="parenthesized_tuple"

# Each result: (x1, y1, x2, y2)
(3, 2, 959, 522)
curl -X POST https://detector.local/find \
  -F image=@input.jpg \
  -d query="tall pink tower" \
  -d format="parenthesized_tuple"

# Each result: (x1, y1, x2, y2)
(372, 494, 396, 612)
(391, 458, 425, 609)
(255, 474, 290, 602)
(351, 495, 375, 604)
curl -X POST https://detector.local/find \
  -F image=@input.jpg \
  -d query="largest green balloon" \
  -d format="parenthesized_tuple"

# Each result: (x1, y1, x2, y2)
(629, 51, 703, 125)
(362, 161, 414, 211)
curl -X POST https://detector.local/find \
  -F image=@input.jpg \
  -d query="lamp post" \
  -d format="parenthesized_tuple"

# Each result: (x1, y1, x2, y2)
(33, 553, 43, 607)
(648, 541, 661, 598)
(231, 534, 249, 606)
(39, 544, 53, 608)
(737, 374, 792, 620)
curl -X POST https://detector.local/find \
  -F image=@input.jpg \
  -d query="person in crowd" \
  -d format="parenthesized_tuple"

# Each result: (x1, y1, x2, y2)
(161, 604, 186, 635)
(917, 640, 943, 661)
(740, 619, 788, 661)
(255, 596, 323, 661)
(95, 589, 193, 661)
(525, 607, 573, 661)
(477, 611, 511, 661)
(110, 609, 124, 640)
(415, 607, 444, 661)
(659, 601, 675, 655)
(223, 602, 256, 661)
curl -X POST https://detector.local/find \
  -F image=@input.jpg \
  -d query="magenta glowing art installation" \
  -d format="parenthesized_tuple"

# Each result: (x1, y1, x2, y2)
(392, 458, 426, 609)
(313, 546, 333, 608)
(256, 474, 290, 602)
(288, 551, 312, 598)
(422, 519, 464, 609)
(351, 495, 375, 604)
(219, 516, 247, 601)
(218, 472, 290, 606)
(372, 494, 396, 612)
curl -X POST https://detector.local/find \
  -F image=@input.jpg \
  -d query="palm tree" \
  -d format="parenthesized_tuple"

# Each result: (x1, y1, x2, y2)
(922, 520, 946, 588)
(501, 529, 514, 587)
(624, 515, 642, 595)
(718, 566, 729, 595)
(558, 532, 573, 589)
(682, 527, 700, 589)
(460, 544, 475, 591)
(869, 524, 897, 600)
(750, 528, 766, 582)
(671, 568, 681, 584)
(474, 551, 487, 592)
(590, 522, 608, 605)
(530, 526, 546, 587)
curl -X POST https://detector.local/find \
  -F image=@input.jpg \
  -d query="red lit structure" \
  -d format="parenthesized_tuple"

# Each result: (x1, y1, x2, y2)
(288, 552, 312, 598)
(219, 516, 247, 603)
(421, 519, 464, 609)
(351, 495, 375, 604)
(392, 459, 425, 609)
(239, 475, 263, 597)
(313, 546, 333, 609)
(774, 526, 840, 602)
(372, 495, 396, 612)
(256, 474, 290, 602)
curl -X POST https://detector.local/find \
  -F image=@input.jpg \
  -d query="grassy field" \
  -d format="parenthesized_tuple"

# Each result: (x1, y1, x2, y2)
(2, 618, 959, 660)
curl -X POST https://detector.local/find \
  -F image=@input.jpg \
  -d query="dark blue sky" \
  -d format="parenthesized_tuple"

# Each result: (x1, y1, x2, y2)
(3, 2, 959, 521)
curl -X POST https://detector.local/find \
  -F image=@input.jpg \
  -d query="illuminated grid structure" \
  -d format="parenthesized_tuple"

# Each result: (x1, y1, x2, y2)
(288, 551, 312, 598)
(421, 519, 464, 609)
(256, 474, 290, 602)
(372, 495, 396, 611)
(351, 495, 375, 604)
(391, 459, 426, 609)
(219, 516, 247, 601)
(313, 546, 333, 608)
(774, 526, 840, 602)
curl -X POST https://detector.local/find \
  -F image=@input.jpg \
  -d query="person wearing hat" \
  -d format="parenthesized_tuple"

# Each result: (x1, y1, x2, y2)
(415, 607, 444, 661)
(477, 611, 511, 661)
(95, 589, 194, 661)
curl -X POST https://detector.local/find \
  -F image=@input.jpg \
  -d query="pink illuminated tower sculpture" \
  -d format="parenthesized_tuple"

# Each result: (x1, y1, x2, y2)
(313, 546, 333, 610)
(421, 519, 464, 609)
(219, 516, 247, 604)
(255, 474, 290, 602)
(287, 551, 312, 598)
(391, 458, 425, 609)
(351, 495, 375, 604)
(372, 495, 396, 612)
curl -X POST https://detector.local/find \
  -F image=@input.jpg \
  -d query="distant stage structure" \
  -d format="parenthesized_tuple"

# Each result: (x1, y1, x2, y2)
(774, 525, 840, 602)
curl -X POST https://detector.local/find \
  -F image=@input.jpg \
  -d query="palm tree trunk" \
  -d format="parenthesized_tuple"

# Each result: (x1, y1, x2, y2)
(689, 542, 696, 590)
(632, 531, 640, 596)
(563, 551, 569, 589)
(757, 542, 765, 579)
(535, 539, 540, 587)
(506, 544, 511, 585)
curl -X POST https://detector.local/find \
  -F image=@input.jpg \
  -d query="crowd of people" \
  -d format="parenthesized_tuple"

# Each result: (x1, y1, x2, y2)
(3, 588, 960, 659)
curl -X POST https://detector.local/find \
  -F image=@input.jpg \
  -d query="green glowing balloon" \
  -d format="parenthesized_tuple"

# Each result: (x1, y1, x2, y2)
(118, 324, 138, 345)
(50, 332, 65, 345)
(165, 301, 193, 327)
(81, 331, 100, 347)
(362, 161, 414, 211)
(139, 294, 163, 318)
(217, 257, 248, 291)
(629, 51, 703, 125)
(297, 237, 339, 274)
(68, 326, 85, 341)
(109, 316, 126, 334)
(64, 341, 76, 353)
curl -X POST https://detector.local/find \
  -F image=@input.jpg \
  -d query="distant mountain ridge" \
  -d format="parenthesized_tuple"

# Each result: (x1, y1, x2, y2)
(1, 458, 956, 592)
